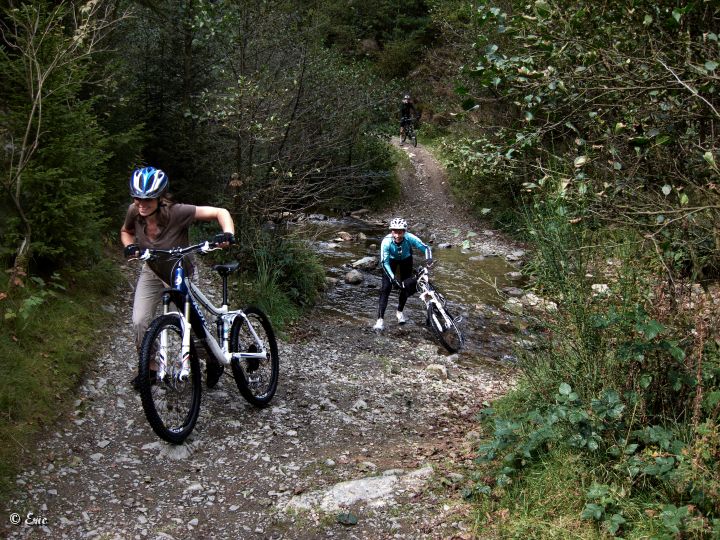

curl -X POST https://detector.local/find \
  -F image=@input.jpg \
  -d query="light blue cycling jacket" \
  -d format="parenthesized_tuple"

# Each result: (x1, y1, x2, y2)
(380, 232, 432, 279)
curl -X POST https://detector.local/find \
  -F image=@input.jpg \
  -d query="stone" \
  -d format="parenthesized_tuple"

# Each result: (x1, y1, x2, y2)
(351, 256, 377, 270)
(426, 364, 448, 380)
(502, 287, 524, 298)
(503, 298, 523, 315)
(345, 270, 364, 285)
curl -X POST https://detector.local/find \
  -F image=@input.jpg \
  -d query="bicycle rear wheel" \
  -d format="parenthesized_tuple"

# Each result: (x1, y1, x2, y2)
(230, 307, 279, 407)
(139, 314, 201, 444)
(427, 302, 464, 353)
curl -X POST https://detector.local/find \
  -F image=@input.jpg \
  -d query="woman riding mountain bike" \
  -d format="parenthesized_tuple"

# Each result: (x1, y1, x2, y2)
(120, 166, 235, 390)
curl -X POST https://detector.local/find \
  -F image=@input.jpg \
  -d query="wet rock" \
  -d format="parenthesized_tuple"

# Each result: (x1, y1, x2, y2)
(336, 231, 353, 241)
(357, 232, 368, 240)
(345, 270, 364, 284)
(505, 271, 523, 281)
(324, 277, 338, 288)
(506, 249, 526, 261)
(350, 209, 371, 218)
(502, 287, 524, 298)
(437, 243, 452, 249)
(309, 213, 328, 221)
(352, 256, 377, 270)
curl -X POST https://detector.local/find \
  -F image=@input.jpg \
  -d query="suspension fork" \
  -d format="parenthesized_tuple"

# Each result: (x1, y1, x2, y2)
(177, 294, 192, 380)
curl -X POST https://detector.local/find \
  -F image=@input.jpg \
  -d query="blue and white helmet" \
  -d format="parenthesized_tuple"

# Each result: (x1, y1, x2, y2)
(129, 167, 168, 199)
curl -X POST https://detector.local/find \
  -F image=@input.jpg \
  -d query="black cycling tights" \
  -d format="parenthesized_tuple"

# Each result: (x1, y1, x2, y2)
(377, 256, 418, 319)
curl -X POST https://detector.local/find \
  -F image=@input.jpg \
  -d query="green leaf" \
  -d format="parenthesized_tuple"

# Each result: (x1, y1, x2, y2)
(574, 155, 588, 168)
(624, 443, 639, 455)
(679, 193, 689, 206)
(606, 513, 626, 535)
(637, 319, 664, 339)
(582, 503, 605, 521)
(643, 14, 653, 26)
(671, 9, 681, 23)
(462, 239, 471, 250)
(704, 151, 716, 167)
(662, 185, 672, 196)
(705, 61, 718, 72)
(559, 383, 572, 395)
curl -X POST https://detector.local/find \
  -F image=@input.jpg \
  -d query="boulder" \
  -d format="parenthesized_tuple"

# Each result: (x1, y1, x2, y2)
(345, 270, 364, 285)
(352, 256, 377, 270)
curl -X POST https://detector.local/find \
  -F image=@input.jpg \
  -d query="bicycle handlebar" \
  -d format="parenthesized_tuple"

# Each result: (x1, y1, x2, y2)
(131, 239, 226, 262)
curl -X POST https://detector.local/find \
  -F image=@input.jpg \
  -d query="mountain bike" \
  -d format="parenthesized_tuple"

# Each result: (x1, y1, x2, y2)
(415, 265, 464, 353)
(133, 238, 279, 444)
(400, 116, 417, 147)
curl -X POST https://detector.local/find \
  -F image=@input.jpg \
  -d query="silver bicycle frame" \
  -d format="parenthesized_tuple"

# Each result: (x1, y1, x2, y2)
(181, 277, 268, 366)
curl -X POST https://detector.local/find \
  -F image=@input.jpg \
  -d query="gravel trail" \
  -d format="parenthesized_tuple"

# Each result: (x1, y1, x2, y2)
(3, 140, 522, 539)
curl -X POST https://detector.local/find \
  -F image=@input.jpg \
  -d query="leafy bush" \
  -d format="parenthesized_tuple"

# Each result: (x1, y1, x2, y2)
(231, 227, 326, 329)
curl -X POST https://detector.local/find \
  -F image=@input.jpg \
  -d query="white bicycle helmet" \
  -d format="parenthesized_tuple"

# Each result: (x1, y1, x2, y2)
(389, 217, 407, 230)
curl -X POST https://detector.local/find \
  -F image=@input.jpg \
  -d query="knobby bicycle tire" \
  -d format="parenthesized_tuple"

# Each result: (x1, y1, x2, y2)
(427, 302, 464, 353)
(410, 127, 417, 147)
(139, 314, 202, 444)
(230, 306, 279, 407)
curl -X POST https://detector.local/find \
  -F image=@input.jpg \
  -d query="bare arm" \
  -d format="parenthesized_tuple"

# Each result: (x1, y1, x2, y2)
(195, 206, 235, 235)
(120, 226, 134, 248)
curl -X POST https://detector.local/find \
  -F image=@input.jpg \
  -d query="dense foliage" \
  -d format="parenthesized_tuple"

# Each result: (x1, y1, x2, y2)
(423, 1, 720, 536)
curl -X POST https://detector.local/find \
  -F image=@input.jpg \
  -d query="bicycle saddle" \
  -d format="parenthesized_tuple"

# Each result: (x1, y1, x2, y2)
(212, 262, 240, 276)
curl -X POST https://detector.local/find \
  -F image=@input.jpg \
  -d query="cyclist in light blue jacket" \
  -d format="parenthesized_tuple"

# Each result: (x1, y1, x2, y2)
(373, 217, 432, 331)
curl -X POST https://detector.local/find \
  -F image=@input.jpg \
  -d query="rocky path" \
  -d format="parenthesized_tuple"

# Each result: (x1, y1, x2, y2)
(2, 140, 522, 539)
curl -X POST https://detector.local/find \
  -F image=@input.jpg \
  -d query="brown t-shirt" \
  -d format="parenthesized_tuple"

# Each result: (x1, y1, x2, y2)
(123, 203, 197, 283)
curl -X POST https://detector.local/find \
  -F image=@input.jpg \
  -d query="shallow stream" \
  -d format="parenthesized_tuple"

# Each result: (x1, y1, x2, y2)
(293, 216, 525, 361)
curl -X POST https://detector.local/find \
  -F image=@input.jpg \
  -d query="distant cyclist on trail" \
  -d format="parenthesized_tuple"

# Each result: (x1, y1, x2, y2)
(373, 218, 433, 331)
(399, 94, 419, 142)
(120, 166, 235, 389)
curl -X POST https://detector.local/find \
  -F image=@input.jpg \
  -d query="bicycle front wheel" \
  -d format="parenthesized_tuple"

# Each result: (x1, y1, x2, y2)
(427, 302, 464, 353)
(139, 314, 202, 444)
(410, 127, 417, 147)
(230, 307, 279, 407)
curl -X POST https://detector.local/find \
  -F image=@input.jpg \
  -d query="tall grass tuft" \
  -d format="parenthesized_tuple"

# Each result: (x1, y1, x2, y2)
(233, 227, 326, 330)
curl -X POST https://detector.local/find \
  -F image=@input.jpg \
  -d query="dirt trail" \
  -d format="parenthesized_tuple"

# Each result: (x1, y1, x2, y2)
(3, 140, 521, 539)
